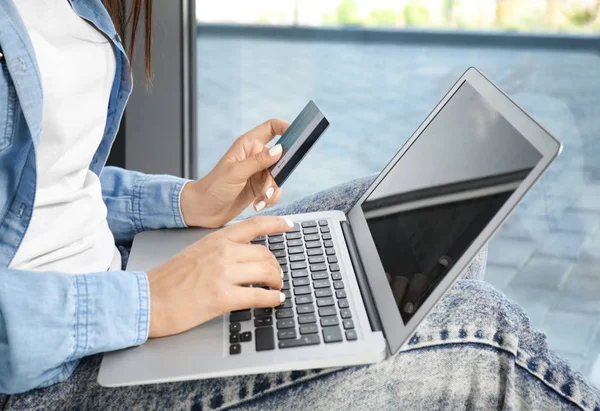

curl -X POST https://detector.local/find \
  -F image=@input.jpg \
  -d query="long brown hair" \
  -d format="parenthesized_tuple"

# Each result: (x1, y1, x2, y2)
(102, 0, 153, 82)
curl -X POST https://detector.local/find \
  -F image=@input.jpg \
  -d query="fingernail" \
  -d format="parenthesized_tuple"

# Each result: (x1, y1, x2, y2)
(269, 144, 282, 156)
(255, 201, 266, 211)
(284, 218, 294, 228)
(280, 268, 284, 278)
(279, 292, 286, 303)
(265, 186, 274, 199)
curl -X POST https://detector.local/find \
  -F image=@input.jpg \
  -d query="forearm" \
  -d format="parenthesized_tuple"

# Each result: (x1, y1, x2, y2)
(0, 268, 149, 394)
(100, 166, 190, 243)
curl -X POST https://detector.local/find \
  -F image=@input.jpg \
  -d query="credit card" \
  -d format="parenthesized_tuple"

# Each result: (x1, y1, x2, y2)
(269, 100, 330, 186)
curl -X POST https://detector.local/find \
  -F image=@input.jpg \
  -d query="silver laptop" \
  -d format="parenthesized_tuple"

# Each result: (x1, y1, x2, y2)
(98, 68, 561, 387)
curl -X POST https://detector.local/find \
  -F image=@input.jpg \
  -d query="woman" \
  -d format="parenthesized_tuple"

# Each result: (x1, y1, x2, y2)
(0, 0, 598, 409)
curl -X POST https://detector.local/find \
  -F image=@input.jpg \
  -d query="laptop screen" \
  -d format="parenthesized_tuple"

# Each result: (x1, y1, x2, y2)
(360, 81, 543, 324)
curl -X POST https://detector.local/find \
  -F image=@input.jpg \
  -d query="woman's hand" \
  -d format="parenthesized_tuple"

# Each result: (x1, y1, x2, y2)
(146, 216, 293, 338)
(180, 119, 289, 229)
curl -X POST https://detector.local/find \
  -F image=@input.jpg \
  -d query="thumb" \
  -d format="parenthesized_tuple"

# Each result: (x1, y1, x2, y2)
(234, 144, 283, 179)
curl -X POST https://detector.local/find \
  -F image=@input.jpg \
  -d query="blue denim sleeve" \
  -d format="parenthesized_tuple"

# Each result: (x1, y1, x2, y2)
(100, 166, 190, 243)
(0, 268, 150, 394)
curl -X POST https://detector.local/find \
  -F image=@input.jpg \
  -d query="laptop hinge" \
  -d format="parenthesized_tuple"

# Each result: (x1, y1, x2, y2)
(340, 221, 382, 333)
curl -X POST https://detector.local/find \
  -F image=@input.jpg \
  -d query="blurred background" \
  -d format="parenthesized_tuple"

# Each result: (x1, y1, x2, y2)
(192, 0, 600, 388)
(197, 0, 600, 32)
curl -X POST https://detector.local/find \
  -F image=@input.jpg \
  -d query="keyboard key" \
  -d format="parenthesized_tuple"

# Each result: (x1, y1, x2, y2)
(289, 254, 305, 262)
(268, 236, 284, 244)
(254, 308, 272, 317)
(287, 239, 303, 247)
(309, 256, 325, 264)
(286, 232, 302, 240)
(283, 290, 292, 299)
(323, 326, 343, 343)
(282, 265, 289, 274)
(276, 309, 294, 319)
(254, 317, 273, 327)
(336, 290, 347, 299)
(305, 241, 321, 249)
(343, 319, 355, 329)
(255, 327, 275, 351)
(241, 331, 252, 342)
(307, 249, 323, 256)
(295, 295, 313, 305)
(294, 286, 311, 296)
(298, 313, 317, 324)
(338, 299, 349, 309)
(326, 248, 336, 256)
(320, 226, 330, 233)
(291, 261, 307, 270)
(331, 272, 342, 281)
(313, 280, 331, 289)
(329, 264, 340, 272)
(317, 297, 335, 307)
(319, 220, 328, 226)
(324, 241, 334, 248)
(303, 227, 319, 235)
(302, 221, 317, 228)
(327, 256, 338, 264)
(278, 329, 297, 340)
(315, 288, 333, 298)
(300, 324, 319, 335)
(251, 235, 267, 243)
(278, 334, 320, 349)
(272, 249, 286, 258)
(289, 223, 301, 233)
(322, 233, 332, 240)
(269, 243, 285, 251)
(304, 234, 320, 242)
(291, 269, 308, 278)
(230, 310, 251, 322)
(277, 319, 295, 329)
(345, 330, 358, 341)
(283, 272, 290, 281)
(229, 322, 241, 333)
(230, 344, 241, 354)
(310, 263, 327, 272)
(340, 309, 352, 319)
(311, 272, 329, 281)
(297, 304, 315, 314)
(320, 317, 339, 327)
(277, 299, 293, 309)
(230, 332, 240, 343)
(318, 307, 337, 317)
(282, 281, 290, 291)
(277, 257, 287, 265)
(333, 281, 344, 290)
(288, 246, 304, 254)
(292, 278, 310, 287)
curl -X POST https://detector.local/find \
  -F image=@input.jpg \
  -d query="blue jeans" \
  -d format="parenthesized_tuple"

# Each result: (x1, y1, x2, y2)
(2, 176, 599, 410)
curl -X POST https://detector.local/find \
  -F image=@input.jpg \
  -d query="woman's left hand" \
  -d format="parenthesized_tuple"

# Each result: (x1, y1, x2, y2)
(180, 118, 289, 228)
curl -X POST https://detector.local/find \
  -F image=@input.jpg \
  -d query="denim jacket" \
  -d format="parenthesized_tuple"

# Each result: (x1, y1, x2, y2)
(0, 0, 188, 394)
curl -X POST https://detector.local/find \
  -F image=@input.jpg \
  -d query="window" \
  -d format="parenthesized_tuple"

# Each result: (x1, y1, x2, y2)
(193, 0, 600, 386)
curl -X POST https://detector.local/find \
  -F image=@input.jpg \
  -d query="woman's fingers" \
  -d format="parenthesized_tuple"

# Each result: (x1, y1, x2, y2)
(228, 261, 283, 290)
(220, 216, 293, 244)
(229, 287, 285, 311)
(232, 242, 278, 264)
(233, 144, 282, 182)
(253, 171, 281, 211)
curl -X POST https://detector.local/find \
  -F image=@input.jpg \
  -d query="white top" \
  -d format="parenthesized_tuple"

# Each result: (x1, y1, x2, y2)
(10, 0, 122, 273)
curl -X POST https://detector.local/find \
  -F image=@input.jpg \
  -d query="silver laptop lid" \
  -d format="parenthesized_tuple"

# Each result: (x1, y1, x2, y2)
(347, 67, 561, 355)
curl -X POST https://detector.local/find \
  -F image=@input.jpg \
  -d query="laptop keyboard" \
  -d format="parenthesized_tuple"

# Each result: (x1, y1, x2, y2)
(228, 219, 357, 355)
